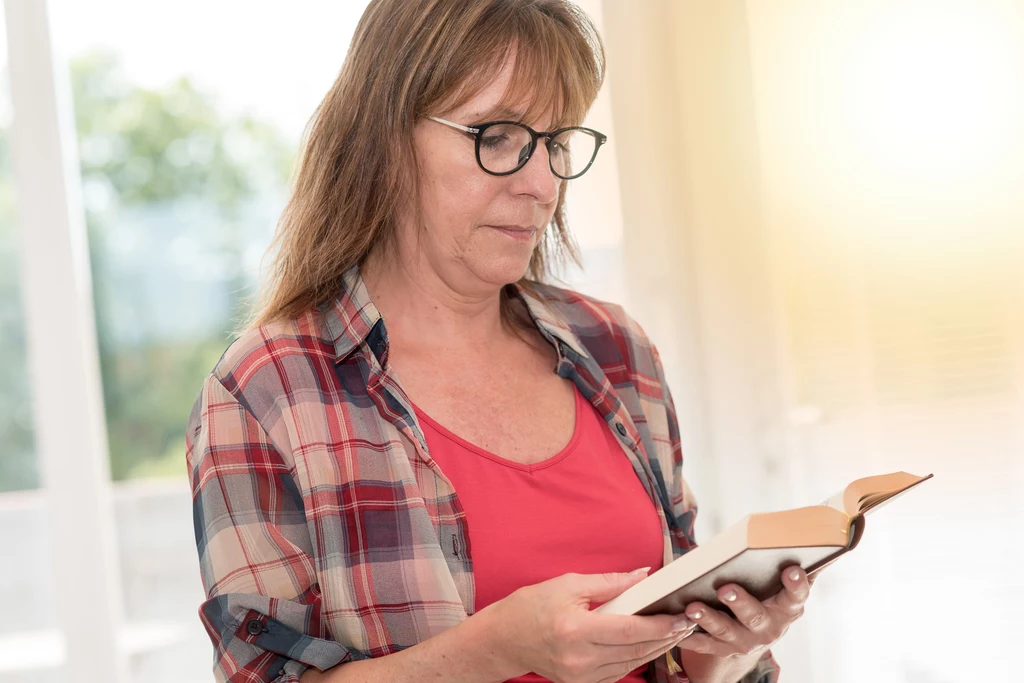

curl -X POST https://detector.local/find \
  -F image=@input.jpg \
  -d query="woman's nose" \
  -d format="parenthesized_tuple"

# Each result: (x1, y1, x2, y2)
(512, 142, 560, 204)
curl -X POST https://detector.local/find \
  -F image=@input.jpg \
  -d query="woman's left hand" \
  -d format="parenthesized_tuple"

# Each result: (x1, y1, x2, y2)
(677, 565, 814, 658)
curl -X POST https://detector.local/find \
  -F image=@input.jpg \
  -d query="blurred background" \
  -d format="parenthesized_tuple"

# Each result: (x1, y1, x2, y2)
(0, 0, 1020, 681)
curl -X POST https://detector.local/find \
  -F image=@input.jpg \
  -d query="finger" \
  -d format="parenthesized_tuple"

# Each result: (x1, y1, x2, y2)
(716, 584, 771, 634)
(674, 631, 735, 657)
(767, 565, 811, 617)
(585, 611, 697, 646)
(594, 628, 697, 683)
(572, 569, 653, 604)
(603, 627, 698, 663)
(684, 602, 740, 644)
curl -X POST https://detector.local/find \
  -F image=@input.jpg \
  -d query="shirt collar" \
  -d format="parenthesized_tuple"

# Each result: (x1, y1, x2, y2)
(319, 264, 590, 364)
(320, 264, 384, 363)
(510, 282, 590, 360)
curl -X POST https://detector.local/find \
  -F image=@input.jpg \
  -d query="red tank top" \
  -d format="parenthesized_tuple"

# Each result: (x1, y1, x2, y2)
(411, 384, 665, 683)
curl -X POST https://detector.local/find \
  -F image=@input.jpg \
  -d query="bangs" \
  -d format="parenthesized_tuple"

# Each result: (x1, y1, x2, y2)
(423, 1, 604, 129)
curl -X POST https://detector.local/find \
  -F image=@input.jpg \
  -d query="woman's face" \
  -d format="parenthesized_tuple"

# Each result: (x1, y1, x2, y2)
(402, 58, 562, 295)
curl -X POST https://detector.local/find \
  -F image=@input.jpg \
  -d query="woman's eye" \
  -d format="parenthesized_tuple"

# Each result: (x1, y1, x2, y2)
(480, 134, 510, 149)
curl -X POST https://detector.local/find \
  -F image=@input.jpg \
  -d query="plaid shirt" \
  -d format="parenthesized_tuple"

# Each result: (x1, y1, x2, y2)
(186, 265, 781, 683)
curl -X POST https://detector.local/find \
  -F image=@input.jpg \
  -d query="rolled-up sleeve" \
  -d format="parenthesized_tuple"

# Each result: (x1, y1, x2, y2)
(186, 374, 357, 682)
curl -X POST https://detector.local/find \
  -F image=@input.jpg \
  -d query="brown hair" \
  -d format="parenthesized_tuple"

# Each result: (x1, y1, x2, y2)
(241, 0, 605, 332)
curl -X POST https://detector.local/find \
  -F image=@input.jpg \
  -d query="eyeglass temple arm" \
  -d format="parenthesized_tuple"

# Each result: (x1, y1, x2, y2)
(427, 116, 480, 135)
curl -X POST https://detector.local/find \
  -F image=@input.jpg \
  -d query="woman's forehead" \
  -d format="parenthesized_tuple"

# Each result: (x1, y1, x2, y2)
(464, 104, 559, 128)
(445, 49, 565, 127)
(455, 83, 562, 127)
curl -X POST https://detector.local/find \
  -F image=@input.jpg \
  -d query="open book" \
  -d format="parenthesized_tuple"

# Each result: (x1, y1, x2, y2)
(596, 471, 933, 617)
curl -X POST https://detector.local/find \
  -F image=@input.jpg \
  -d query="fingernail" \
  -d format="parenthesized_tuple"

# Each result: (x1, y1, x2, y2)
(629, 566, 651, 578)
(670, 617, 693, 634)
(789, 569, 801, 582)
(690, 609, 703, 620)
(723, 590, 737, 602)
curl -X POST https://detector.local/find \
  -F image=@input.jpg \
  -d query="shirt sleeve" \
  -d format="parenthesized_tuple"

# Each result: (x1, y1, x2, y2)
(649, 344, 781, 683)
(186, 374, 358, 683)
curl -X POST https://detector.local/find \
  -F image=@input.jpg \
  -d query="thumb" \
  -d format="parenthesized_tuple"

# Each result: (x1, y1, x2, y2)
(576, 567, 651, 603)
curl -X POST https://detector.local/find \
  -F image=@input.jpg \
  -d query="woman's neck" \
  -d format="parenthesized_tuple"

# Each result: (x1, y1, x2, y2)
(360, 248, 516, 353)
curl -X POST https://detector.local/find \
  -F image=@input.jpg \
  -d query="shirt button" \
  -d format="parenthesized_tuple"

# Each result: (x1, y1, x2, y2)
(246, 618, 264, 636)
(615, 422, 628, 437)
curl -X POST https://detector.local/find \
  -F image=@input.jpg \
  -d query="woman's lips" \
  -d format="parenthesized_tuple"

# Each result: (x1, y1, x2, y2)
(487, 225, 536, 241)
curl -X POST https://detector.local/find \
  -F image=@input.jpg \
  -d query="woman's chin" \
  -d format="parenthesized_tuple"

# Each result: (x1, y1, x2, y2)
(470, 257, 534, 288)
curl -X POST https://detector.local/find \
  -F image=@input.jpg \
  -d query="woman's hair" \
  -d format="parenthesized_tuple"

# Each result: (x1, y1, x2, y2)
(241, 0, 605, 332)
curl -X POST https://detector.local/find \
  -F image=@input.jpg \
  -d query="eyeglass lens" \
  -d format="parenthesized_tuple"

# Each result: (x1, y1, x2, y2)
(478, 124, 598, 178)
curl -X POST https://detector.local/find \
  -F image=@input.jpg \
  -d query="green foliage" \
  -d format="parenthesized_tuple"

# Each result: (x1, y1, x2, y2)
(71, 50, 292, 209)
(74, 50, 294, 482)
(0, 122, 37, 490)
(101, 337, 228, 481)
(0, 49, 295, 491)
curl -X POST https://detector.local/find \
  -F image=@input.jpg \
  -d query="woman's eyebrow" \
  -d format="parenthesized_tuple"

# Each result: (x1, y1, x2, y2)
(470, 106, 526, 122)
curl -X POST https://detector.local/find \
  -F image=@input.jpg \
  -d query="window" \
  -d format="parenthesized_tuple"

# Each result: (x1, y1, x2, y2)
(49, 2, 370, 680)
(0, 11, 37, 495)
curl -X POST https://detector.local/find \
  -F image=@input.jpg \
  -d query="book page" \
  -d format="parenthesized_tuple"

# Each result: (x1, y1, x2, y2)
(819, 471, 932, 516)
(847, 472, 934, 515)
(819, 488, 848, 514)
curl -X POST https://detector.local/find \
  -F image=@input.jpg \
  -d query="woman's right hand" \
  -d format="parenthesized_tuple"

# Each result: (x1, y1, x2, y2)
(489, 569, 697, 683)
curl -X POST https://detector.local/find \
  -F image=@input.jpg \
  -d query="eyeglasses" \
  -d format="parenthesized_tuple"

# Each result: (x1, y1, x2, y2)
(426, 116, 607, 180)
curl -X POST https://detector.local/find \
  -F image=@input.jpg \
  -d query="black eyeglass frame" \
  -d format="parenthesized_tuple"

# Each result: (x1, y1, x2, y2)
(426, 115, 608, 180)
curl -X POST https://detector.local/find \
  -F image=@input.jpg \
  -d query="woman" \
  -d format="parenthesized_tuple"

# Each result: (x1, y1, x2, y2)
(185, 1, 810, 682)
